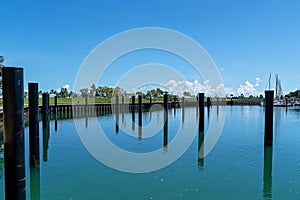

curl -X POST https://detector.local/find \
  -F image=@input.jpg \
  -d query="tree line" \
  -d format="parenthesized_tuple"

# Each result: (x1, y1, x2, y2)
(44, 84, 181, 100)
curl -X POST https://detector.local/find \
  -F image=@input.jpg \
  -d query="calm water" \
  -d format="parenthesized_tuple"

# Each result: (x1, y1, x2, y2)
(0, 106, 300, 199)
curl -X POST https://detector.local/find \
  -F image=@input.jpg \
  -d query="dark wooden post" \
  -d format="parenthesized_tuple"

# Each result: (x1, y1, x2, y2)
(122, 95, 125, 111)
(3, 67, 26, 200)
(28, 83, 40, 166)
(116, 95, 119, 112)
(138, 95, 142, 139)
(207, 97, 211, 107)
(131, 95, 135, 113)
(138, 95, 142, 116)
(54, 95, 58, 114)
(182, 97, 185, 123)
(85, 96, 88, 116)
(42, 93, 49, 122)
(198, 93, 205, 131)
(116, 95, 119, 133)
(264, 91, 274, 146)
(164, 94, 168, 114)
(163, 94, 168, 149)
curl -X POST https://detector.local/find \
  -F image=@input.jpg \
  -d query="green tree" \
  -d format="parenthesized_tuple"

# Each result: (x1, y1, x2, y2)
(183, 91, 191, 97)
(90, 84, 96, 97)
(136, 91, 143, 96)
(113, 86, 122, 96)
(80, 88, 89, 97)
(49, 89, 57, 95)
(0, 56, 4, 95)
(59, 87, 69, 98)
(156, 88, 164, 97)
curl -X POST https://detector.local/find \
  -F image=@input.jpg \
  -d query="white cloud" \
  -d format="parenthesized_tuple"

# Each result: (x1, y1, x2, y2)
(55, 84, 70, 92)
(164, 79, 227, 97)
(255, 77, 262, 87)
(237, 81, 259, 96)
(62, 84, 70, 90)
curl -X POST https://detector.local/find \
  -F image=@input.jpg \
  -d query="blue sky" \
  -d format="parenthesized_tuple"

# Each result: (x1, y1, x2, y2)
(1, 0, 300, 96)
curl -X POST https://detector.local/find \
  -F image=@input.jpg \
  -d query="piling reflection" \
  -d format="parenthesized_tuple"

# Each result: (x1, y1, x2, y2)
(263, 146, 273, 199)
(85, 116, 88, 129)
(207, 105, 210, 119)
(43, 119, 50, 163)
(138, 112, 142, 140)
(182, 106, 185, 123)
(163, 113, 168, 151)
(132, 112, 135, 131)
(54, 114, 58, 132)
(30, 166, 41, 200)
(198, 130, 204, 169)
(0, 140, 3, 180)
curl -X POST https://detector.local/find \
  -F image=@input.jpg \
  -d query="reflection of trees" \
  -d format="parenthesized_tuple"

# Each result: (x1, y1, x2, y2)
(0, 132, 3, 179)
(0, 151, 3, 180)
(0, 156, 3, 179)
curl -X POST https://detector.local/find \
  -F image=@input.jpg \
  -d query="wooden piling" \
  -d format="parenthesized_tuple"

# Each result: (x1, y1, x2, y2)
(28, 83, 40, 166)
(163, 94, 168, 149)
(198, 93, 205, 132)
(131, 95, 135, 113)
(138, 95, 142, 116)
(264, 91, 274, 146)
(42, 93, 49, 122)
(138, 95, 142, 139)
(54, 95, 58, 114)
(122, 95, 125, 111)
(164, 94, 168, 114)
(3, 67, 26, 200)
(207, 97, 211, 107)
(116, 95, 119, 133)
(85, 96, 88, 116)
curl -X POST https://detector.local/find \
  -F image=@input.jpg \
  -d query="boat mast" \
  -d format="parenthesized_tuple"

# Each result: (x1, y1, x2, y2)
(268, 73, 271, 90)
(275, 74, 283, 100)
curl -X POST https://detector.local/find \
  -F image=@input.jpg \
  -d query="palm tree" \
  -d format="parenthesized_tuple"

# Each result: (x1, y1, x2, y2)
(90, 84, 96, 97)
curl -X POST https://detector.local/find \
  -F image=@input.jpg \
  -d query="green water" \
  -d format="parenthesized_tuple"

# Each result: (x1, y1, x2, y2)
(0, 106, 300, 199)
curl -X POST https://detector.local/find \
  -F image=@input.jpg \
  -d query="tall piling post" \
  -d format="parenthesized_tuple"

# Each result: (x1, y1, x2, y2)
(198, 93, 205, 131)
(115, 95, 119, 133)
(121, 95, 125, 111)
(121, 95, 125, 123)
(3, 67, 26, 200)
(207, 97, 211, 107)
(264, 91, 274, 146)
(54, 95, 58, 114)
(138, 95, 142, 139)
(138, 95, 142, 117)
(131, 96, 135, 130)
(182, 97, 185, 123)
(85, 96, 88, 117)
(131, 95, 135, 113)
(29, 83, 40, 167)
(42, 93, 49, 123)
(163, 94, 168, 149)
